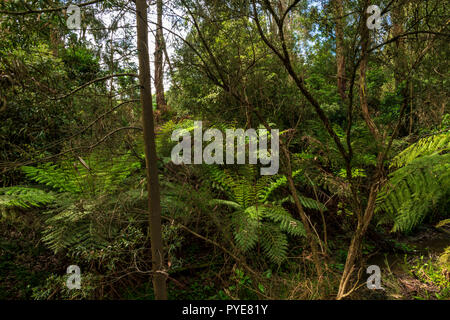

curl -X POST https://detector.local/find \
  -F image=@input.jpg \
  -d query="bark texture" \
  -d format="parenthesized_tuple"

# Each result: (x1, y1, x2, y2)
(135, 0, 167, 300)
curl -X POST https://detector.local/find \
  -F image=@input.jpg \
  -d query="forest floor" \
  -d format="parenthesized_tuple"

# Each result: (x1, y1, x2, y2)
(360, 226, 450, 300)
(1, 209, 449, 300)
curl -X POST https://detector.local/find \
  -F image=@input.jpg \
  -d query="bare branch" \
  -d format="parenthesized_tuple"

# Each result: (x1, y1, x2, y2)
(50, 73, 138, 100)
(0, 0, 103, 15)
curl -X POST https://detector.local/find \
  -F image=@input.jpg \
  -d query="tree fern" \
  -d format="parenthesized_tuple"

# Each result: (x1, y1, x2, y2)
(21, 164, 80, 193)
(263, 205, 305, 236)
(0, 186, 55, 211)
(259, 223, 288, 265)
(42, 200, 110, 253)
(377, 131, 450, 232)
(390, 131, 450, 168)
(206, 165, 237, 196)
(232, 211, 260, 252)
(207, 165, 314, 263)
(20, 152, 141, 196)
(9, 152, 142, 253)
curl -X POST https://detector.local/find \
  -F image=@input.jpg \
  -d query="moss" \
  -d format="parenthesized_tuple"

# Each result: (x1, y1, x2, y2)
(438, 247, 450, 268)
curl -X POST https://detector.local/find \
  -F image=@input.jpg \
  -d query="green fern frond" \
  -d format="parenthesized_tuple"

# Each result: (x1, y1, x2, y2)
(259, 223, 288, 264)
(0, 186, 56, 209)
(259, 169, 302, 203)
(377, 132, 450, 233)
(20, 152, 140, 197)
(278, 194, 327, 212)
(390, 131, 450, 168)
(42, 201, 109, 253)
(298, 195, 327, 211)
(155, 119, 195, 158)
(263, 205, 305, 236)
(232, 211, 259, 252)
(21, 164, 80, 193)
(207, 165, 237, 197)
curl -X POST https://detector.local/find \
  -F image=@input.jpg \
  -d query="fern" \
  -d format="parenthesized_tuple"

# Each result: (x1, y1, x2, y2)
(21, 164, 80, 193)
(210, 199, 242, 210)
(20, 152, 141, 197)
(0, 186, 56, 210)
(155, 119, 196, 159)
(263, 205, 305, 236)
(259, 169, 302, 203)
(232, 211, 259, 252)
(41, 199, 110, 253)
(259, 223, 288, 265)
(277, 194, 328, 212)
(207, 165, 315, 263)
(9, 152, 142, 253)
(377, 131, 450, 232)
(206, 165, 237, 196)
(390, 131, 450, 168)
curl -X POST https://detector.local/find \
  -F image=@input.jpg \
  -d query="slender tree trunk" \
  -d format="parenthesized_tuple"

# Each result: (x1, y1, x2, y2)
(334, 0, 346, 100)
(409, 81, 413, 134)
(337, 183, 379, 299)
(135, 0, 167, 300)
(358, 5, 380, 143)
(392, 3, 407, 89)
(392, 3, 410, 135)
(281, 145, 323, 280)
(154, 0, 166, 111)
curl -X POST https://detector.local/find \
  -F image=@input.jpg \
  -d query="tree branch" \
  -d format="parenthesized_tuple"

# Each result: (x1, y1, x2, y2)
(50, 73, 138, 100)
(0, 0, 103, 15)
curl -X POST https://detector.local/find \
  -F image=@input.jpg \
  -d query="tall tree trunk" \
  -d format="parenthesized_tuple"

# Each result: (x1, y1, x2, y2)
(392, 3, 407, 89)
(135, 0, 167, 300)
(334, 0, 346, 100)
(154, 0, 166, 111)
(392, 2, 410, 135)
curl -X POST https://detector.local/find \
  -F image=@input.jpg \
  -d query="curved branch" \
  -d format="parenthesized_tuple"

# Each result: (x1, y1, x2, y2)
(368, 31, 450, 54)
(50, 73, 138, 100)
(0, 0, 103, 15)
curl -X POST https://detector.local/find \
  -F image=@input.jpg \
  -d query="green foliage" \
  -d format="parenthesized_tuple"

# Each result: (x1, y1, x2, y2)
(207, 165, 314, 264)
(41, 199, 106, 253)
(259, 223, 289, 265)
(0, 186, 55, 211)
(377, 131, 450, 232)
(60, 46, 100, 84)
(390, 132, 450, 168)
(258, 169, 302, 203)
(410, 255, 450, 300)
(21, 164, 81, 193)
(21, 152, 141, 196)
(1, 152, 143, 254)
(214, 268, 258, 300)
(155, 119, 196, 161)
